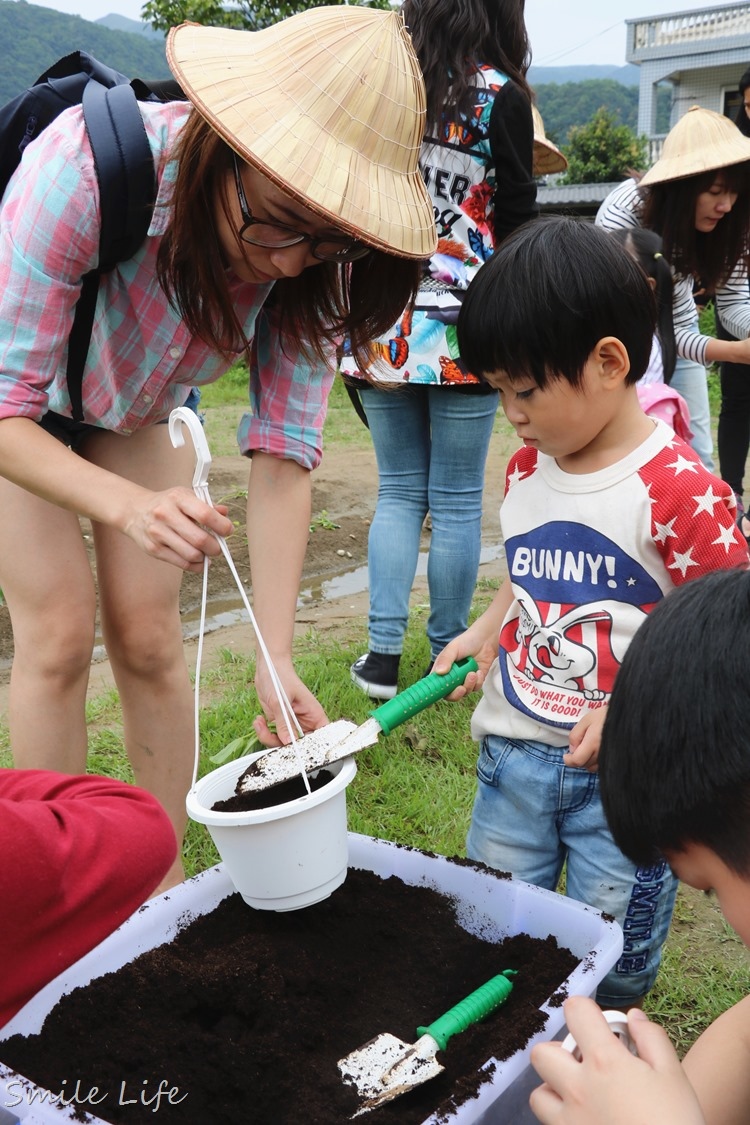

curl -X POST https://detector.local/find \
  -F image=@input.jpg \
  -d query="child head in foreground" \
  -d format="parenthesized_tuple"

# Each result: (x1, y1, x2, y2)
(600, 566, 750, 941)
(457, 214, 657, 398)
(529, 569, 750, 1125)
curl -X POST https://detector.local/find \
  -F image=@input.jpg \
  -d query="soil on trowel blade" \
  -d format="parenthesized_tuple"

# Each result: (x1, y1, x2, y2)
(1, 867, 580, 1124)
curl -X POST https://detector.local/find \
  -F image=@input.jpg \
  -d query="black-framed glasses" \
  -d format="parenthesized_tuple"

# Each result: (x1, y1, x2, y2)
(231, 154, 370, 264)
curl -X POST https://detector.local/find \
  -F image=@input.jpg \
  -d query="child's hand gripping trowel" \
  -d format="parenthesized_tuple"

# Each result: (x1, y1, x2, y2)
(338, 970, 517, 1116)
(235, 656, 478, 795)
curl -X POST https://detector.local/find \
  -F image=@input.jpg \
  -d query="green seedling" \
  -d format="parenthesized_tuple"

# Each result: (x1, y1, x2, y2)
(310, 510, 340, 532)
(209, 724, 276, 765)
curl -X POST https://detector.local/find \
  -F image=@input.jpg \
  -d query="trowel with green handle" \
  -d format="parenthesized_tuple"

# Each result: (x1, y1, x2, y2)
(235, 656, 478, 794)
(338, 970, 517, 1116)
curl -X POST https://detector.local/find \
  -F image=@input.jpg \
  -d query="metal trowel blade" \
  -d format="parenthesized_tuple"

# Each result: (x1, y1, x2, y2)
(338, 1031, 443, 1116)
(235, 718, 368, 794)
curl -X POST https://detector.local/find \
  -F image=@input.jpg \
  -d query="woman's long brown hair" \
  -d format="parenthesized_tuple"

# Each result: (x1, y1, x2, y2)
(640, 163, 750, 292)
(401, 0, 532, 132)
(157, 112, 422, 368)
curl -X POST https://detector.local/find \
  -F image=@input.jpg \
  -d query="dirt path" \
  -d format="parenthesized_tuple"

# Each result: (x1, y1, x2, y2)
(0, 441, 508, 717)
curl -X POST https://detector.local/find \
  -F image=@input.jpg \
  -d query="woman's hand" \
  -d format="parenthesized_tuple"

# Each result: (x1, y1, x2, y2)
(529, 997, 706, 1125)
(252, 656, 329, 747)
(122, 487, 233, 572)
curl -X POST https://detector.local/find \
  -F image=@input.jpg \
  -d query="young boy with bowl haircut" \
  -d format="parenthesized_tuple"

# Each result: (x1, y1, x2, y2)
(433, 216, 748, 1010)
(530, 567, 750, 1125)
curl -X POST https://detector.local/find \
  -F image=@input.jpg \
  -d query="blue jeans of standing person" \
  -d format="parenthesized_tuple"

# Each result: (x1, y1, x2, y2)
(671, 352, 714, 472)
(358, 384, 498, 661)
(466, 735, 679, 1008)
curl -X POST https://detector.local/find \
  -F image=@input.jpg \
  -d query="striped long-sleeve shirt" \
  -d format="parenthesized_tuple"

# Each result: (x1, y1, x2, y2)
(596, 178, 750, 366)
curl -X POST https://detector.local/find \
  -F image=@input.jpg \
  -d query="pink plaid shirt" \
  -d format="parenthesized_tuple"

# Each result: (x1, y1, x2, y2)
(0, 100, 333, 469)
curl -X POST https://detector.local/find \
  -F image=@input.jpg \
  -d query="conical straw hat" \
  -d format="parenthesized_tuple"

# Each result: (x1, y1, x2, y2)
(532, 105, 567, 175)
(167, 8, 437, 259)
(639, 105, 750, 186)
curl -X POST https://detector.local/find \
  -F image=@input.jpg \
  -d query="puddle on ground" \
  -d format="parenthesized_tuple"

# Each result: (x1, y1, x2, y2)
(180, 541, 504, 641)
(0, 544, 505, 673)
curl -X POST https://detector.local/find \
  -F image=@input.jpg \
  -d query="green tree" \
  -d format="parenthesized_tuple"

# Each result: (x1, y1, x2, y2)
(560, 106, 647, 185)
(142, 0, 390, 33)
(535, 80, 639, 144)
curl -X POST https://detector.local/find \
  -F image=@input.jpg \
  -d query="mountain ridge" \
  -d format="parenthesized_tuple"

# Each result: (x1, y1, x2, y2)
(1, 0, 170, 103)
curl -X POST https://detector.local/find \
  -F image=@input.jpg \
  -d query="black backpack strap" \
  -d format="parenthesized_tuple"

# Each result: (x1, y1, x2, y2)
(66, 273, 99, 423)
(82, 79, 156, 268)
(64, 81, 156, 421)
(341, 375, 370, 429)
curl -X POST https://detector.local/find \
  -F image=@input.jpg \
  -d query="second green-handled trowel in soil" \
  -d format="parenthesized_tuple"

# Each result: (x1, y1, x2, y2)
(235, 656, 478, 794)
(338, 970, 517, 1116)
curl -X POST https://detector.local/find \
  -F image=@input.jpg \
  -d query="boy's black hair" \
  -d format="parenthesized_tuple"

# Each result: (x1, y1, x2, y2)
(599, 568, 750, 874)
(456, 214, 657, 388)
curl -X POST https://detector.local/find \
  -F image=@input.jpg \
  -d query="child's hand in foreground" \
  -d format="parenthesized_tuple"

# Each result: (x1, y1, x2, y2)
(431, 632, 497, 700)
(564, 708, 607, 772)
(529, 996, 706, 1125)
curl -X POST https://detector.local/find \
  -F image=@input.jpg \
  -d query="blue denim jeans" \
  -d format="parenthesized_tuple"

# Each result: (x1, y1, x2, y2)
(358, 384, 498, 659)
(466, 735, 679, 1007)
(671, 353, 714, 472)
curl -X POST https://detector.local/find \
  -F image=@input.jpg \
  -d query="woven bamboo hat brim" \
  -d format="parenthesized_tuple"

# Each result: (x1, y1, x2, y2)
(167, 9, 437, 260)
(532, 106, 567, 175)
(639, 105, 750, 186)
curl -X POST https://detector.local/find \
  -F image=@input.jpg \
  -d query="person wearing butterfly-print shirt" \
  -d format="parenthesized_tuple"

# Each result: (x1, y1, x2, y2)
(342, 0, 537, 701)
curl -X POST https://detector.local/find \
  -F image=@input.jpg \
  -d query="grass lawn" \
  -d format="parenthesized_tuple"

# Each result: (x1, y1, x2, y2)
(1, 340, 748, 1061)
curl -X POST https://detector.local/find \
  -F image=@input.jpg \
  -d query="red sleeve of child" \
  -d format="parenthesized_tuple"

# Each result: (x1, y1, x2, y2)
(641, 440, 749, 582)
(504, 446, 538, 496)
(0, 768, 177, 1027)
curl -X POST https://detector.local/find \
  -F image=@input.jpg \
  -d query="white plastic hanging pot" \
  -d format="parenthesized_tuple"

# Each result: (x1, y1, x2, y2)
(186, 752, 357, 911)
(171, 405, 357, 911)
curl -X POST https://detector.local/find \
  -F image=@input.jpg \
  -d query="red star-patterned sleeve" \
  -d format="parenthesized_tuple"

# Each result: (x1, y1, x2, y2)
(504, 446, 538, 496)
(640, 440, 749, 584)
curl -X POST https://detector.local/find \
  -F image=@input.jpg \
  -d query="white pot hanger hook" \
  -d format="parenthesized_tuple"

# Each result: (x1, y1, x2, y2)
(168, 406, 212, 495)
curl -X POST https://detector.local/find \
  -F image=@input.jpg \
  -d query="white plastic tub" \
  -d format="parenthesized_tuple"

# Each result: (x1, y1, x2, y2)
(0, 834, 622, 1125)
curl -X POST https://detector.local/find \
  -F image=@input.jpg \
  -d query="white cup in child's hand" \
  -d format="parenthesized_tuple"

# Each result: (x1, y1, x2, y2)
(561, 1010, 639, 1060)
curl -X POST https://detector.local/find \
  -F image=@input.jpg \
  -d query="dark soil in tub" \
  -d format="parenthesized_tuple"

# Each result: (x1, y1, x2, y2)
(1, 868, 578, 1125)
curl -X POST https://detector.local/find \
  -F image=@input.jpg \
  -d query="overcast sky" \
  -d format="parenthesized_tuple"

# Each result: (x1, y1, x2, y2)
(24, 0, 728, 67)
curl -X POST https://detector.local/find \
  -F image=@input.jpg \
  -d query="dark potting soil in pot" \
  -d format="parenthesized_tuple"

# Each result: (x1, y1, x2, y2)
(211, 768, 335, 812)
(1, 867, 580, 1125)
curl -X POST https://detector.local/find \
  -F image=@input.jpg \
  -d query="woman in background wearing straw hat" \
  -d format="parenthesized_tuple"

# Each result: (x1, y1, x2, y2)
(343, 0, 537, 702)
(0, 6, 435, 889)
(531, 103, 568, 179)
(716, 70, 750, 538)
(597, 105, 750, 475)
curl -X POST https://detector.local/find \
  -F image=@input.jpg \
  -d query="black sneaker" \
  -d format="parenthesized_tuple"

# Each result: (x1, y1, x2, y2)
(350, 652, 400, 700)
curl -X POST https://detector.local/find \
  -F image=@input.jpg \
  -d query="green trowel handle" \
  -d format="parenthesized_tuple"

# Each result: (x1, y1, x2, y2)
(371, 656, 479, 735)
(417, 970, 517, 1053)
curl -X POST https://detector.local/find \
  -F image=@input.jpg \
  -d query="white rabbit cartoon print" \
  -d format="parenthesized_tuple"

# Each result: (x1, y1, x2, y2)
(498, 520, 656, 730)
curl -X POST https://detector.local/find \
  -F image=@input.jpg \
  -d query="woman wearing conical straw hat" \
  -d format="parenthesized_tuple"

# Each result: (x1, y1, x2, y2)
(0, 6, 436, 889)
(597, 105, 750, 478)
